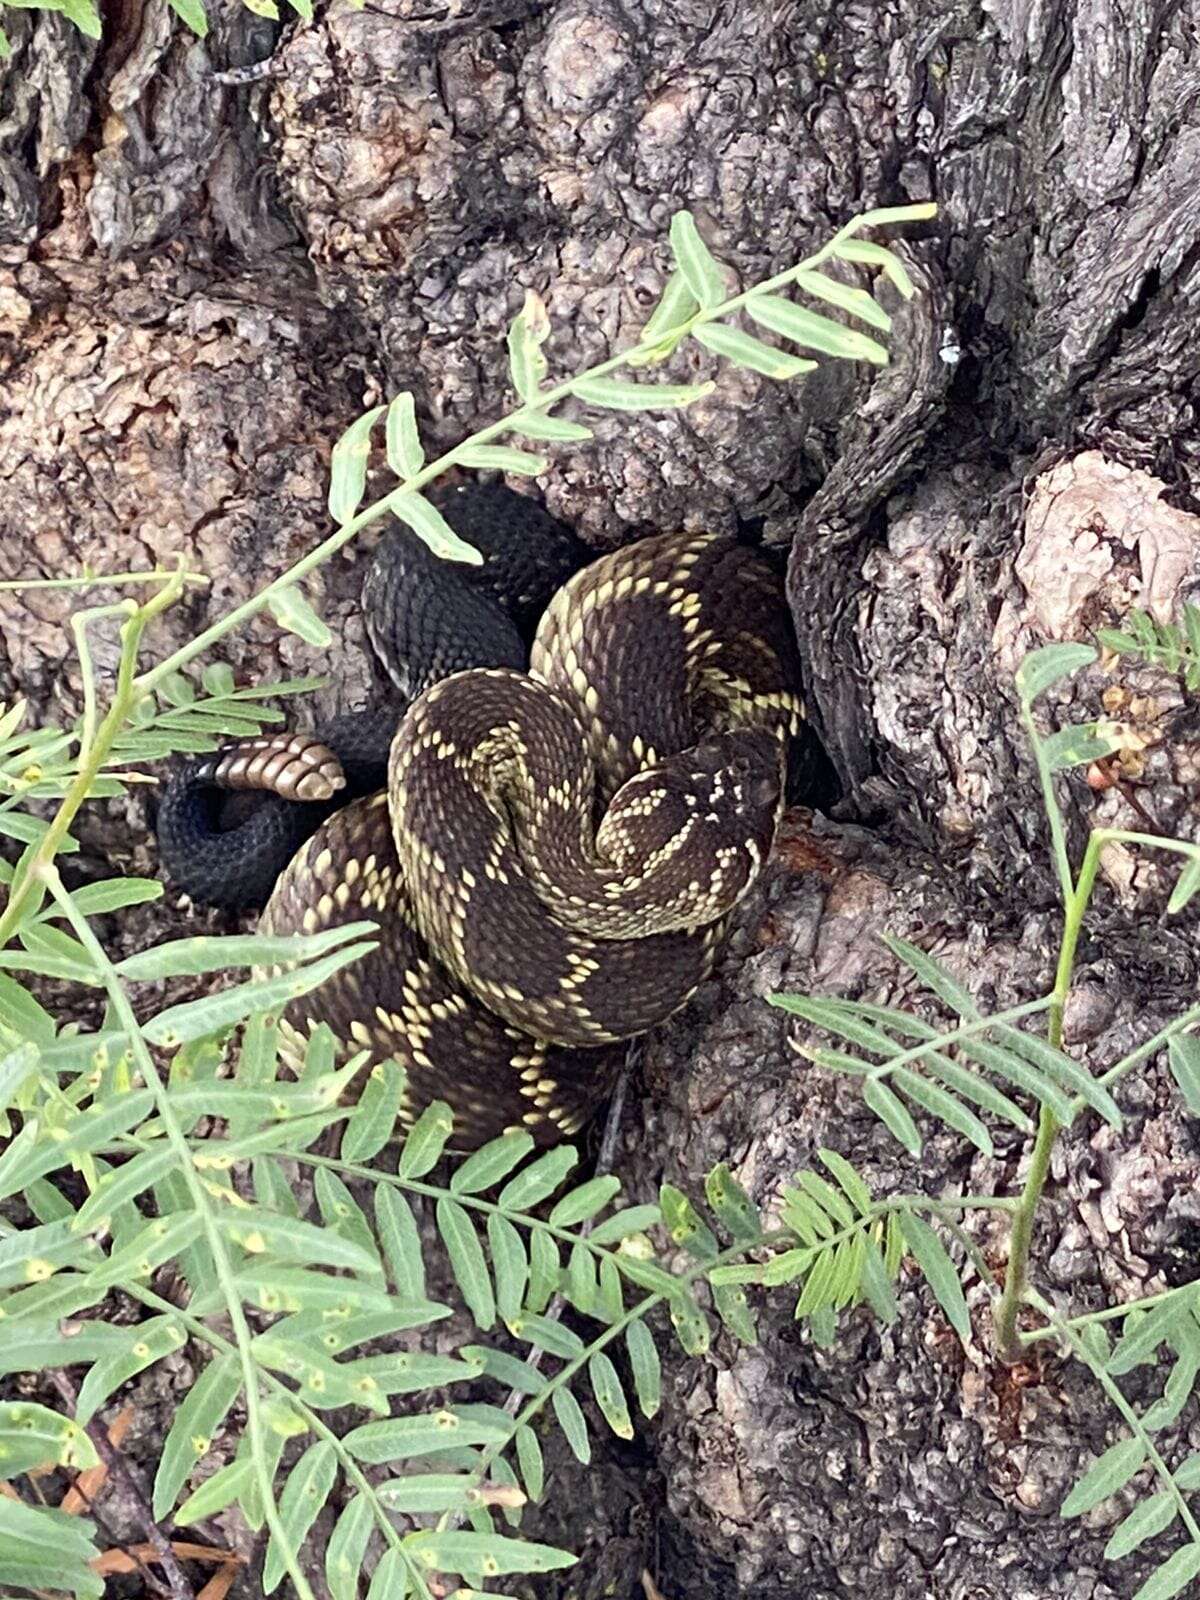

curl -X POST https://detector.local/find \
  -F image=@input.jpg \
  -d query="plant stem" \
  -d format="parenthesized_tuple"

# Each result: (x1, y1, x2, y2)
(125, 1286, 436, 1600)
(136, 203, 934, 697)
(40, 864, 322, 1600)
(0, 573, 185, 951)
(1024, 1287, 1200, 1543)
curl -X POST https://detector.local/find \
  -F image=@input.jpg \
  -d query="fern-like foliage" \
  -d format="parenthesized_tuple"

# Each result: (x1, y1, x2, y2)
(1098, 604, 1200, 690)
(2, 917, 986, 1597)
(1025, 1290, 1200, 1600)
(771, 933, 1121, 1155)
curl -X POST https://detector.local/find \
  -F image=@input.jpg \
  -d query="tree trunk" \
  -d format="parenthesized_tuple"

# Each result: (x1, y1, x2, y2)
(3, 0, 1199, 1595)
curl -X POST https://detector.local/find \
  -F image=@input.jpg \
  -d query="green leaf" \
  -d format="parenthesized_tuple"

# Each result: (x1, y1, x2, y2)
(410, 1530, 575, 1577)
(704, 1164, 762, 1241)
(328, 405, 385, 525)
(830, 237, 915, 297)
(896, 1213, 971, 1343)
(994, 1027, 1123, 1128)
(460, 1344, 541, 1393)
(515, 1422, 544, 1501)
(669, 210, 727, 308)
(75, 1318, 187, 1425)
(397, 1098, 455, 1178)
(1015, 643, 1097, 708)
(488, 1212, 529, 1325)
(342, 1060, 404, 1161)
(712, 1281, 758, 1343)
(48, 877, 163, 918)
(1106, 1296, 1188, 1375)
(326, 1494, 372, 1600)
(659, 1183, 719, 1260)
(892, 1068, 994, 1155)
(150, 1350, 244, 1516)
(378, 1474, 478, 1514)
(376, 1187, 426, 1301)
(863, 1076, 922, 1154)
(0, 1499, 102, 1597)
(267, 584, 332, 648)
(630, 267, 699, 365)
(507, 287, 551, 401)
(364, 1548, 410, 1599)
(314, 1167, 383, 1278)
(552, 1385, 591, 1464)
(796, 1171, 854, 1228)
(1131, 1545, 1200, 1600)
(588, 1350, 634, 1438)
(1060, 1435, 1147, 1516)
(1167, 853, 1200, 914)
(858, 1233, 898, 1324)
(452, 1130, 535, 1196)
(668, 1289, 711, 1355)
(586, 1204, 662, 1245)
(385, 391, 425, 480)
(693, 321, 816, 379)
(218, 1208, 380, 1275)
(817, 1150, 873, 1215)
(1104, 1492, 1177, 1560)
(142, 943, 377, 1044)
(175, 1457, 253, 1525)
(571, 376, 716, 411)
(454, 444, 548, 475)
(0, 1402, 99, 1476)
(86, 1212, 204, 1288)
(526, 1228, 559, 1313)
(344, 1409, 508, 1463)
(548, 1173, 622, 1228)
(509, 1312, 583, 1360)
(881, 934, 977, 1017)
(511, 411, 593, 442)
(1167, 1036, 1200, 1115)
(251, 1337, 386, 1414)
(745, 295, 888, 364)
(794, 267, 892, 331)
(388, 490, 483, 565)
(437, 1198, 496, 1330)
(231, 1268, 395, 1317)
(58, 0, 101, 35)
(72, 1146, 178, 1233)
(1041, 720, 1126, 772)
(498, 1145, 577, 1210)
(263, 1441, 338, 1593)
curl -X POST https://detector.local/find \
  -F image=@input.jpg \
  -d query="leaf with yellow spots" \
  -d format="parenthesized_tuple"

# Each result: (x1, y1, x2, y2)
(75, 1315, 187, 1424)
(153, 1353, 243, 1519)
(216, 1207, 379, 1274)
(343, 1408, 510, 1464)
(407, 1529, 576, 1579)
(0, 1400, 100, 1477)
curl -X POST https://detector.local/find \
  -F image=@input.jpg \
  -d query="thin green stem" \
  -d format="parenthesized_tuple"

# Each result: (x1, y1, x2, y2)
(1096, 1003, 1200, 1092)
(136, 203, 934, 697)
(0, 570, 208, 592)
(1018, 1285, 1182, 1344)
(0, 573, 185, 951)
(40, 864, 321, 1600)
(124, 1285, 435, 1600)
(1020, 701, 1076, 904)
(993, 1106, 1059, 1362)
(1025, 1287, 1200, 1544)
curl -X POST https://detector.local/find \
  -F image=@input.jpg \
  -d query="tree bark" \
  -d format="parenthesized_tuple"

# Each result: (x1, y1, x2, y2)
(2, 0, 1199, 1595)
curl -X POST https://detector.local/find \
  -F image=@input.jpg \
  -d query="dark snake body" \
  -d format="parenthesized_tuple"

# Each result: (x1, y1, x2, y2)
(157, 487, 807, 1148)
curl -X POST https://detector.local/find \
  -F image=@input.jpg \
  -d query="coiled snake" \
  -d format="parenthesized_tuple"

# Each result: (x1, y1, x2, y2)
(157, 485, 807, 1148)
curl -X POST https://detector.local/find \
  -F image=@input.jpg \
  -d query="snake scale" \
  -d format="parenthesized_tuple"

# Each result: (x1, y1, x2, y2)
(157, 484, 807, 1148)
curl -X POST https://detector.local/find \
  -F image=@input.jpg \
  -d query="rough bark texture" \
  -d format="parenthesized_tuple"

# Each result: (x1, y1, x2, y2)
(2, 0, 1200, 1596)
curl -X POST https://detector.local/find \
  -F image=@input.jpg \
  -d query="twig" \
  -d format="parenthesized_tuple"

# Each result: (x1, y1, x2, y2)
(49, 1371, 195, 1600)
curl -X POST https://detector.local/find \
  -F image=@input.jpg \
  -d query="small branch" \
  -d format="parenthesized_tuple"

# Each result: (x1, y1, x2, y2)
(47, 1373, 193, 1600)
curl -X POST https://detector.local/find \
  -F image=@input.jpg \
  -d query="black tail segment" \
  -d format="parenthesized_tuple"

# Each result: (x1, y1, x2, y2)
(153, 484, 594, 913)
(154, 773, 336, 912)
